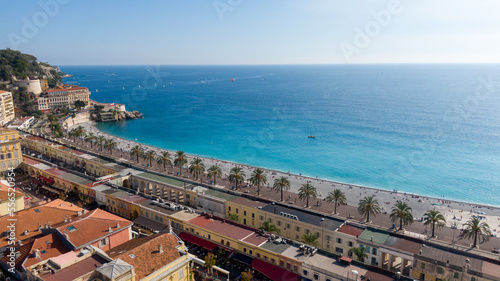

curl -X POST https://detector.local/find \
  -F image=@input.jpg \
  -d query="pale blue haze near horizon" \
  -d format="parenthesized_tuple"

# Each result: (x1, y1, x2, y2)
(1, 0, 500, 64)
(61, 64, 500, 206)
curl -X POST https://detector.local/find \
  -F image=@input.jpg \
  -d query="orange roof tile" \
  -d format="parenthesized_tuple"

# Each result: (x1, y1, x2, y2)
(23, 233, 70, 268)
(0, 200, 82, 248)
(106, 233, 182, 280)
(43, 199, 85, 212)
(56, 208, 132, 248)
(0, 182, 23, 201)
(46, 86, 88, 93)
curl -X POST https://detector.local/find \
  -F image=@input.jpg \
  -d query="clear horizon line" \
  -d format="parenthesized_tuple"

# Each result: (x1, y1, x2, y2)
(59, 62, 500, 67)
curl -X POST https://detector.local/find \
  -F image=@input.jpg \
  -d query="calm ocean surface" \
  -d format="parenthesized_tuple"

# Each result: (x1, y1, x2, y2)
(61, 65, 500, 206)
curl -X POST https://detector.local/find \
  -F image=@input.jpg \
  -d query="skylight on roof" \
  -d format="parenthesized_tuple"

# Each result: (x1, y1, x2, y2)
(67, 225, 77, 232)
(41, 250, 47, 254)
(129, 254, 136, 259)
(34, 209, 40, 213)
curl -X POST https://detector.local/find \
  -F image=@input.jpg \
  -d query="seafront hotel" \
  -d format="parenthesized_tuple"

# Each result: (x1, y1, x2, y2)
(17, 132, 500, 281)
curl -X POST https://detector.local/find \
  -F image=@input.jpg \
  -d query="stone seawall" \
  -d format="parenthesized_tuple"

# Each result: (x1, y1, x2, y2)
(63, 111, 91, 129)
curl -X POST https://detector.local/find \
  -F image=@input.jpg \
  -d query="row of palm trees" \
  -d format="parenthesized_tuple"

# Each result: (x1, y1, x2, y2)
(67, 126, 118, 155)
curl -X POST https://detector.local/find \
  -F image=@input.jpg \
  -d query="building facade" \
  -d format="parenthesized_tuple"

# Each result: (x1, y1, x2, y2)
(0, 91, 15, 126)
(36, 84, 90, 112)
(0, 129, 22, 172)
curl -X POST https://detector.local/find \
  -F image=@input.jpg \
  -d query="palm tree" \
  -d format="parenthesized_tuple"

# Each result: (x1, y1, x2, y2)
(144, 150, 156, 167)
(423, 210, 446, 238)
(298, 183, 317, 208)
(272, 176, 290, 202)
(390, 201, 413, 230)
(261, 221, 279, 234)
(462, 217, 491, 248)
(156, 151, 172, 171)
(104, 139, 117, 155)
(301, 233, 319, 247)
(326, 189, 347, 215)
(358, 195, 381, 222)
(207, 165, 222, 185)
(174, 150, 187, 176)
(228, 167, 246, 190)
(68, 128, 76, 142)
(250, 168, 268, 196)
(130, 145, 143, 163)
(189, 157, 205, 182)
(204, 252, 217, 276)
(97, 135, 106, 151)
(349, 246, 368, 262)
(84, 132, 96, 148)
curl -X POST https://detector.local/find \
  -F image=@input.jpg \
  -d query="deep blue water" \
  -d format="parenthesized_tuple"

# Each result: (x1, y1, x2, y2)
(61, 65, 500, 205)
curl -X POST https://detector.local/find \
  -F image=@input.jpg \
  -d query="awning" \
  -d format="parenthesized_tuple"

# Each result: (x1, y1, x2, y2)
(251, 258, 300, 281)
(233, 253, 254, 265)
(38, 175, 54, 184)
(133, 216, 169, 232)
(178, 232, 217, 251)
(339, 256, 352, 264)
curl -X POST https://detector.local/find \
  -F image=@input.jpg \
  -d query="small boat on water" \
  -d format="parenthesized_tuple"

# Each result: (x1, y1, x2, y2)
(308, 136, 316, 139)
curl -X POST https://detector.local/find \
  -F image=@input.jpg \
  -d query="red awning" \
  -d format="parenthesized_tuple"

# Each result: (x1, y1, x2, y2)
(178, 232, 217, 251)
(38, 175, 55, 184)
(339, 256, 352, 263)
(251, 258, 300, 281)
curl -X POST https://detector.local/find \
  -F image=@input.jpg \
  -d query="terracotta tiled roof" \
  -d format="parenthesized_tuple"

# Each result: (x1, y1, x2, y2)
(106, 233, 182, 280)
(23, 233, 70, 268)
(0, 240, 34, 272)
(0, 200, 82, 248)
(42, 199, 85, 212)
(0, 183, 23, 201)
(0, 90, 9, 94)
(41, 254, 108, 281)
(56, 209, 132, 248)
(337, 224, 365, 237)
(188, 215, 215, 228)
(45, 86, 88, 93)
(23, 156, 44, 165)
(189, 215, 255, 240)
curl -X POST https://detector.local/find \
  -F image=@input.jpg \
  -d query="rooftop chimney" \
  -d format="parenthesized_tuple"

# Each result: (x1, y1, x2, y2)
(158, 244, 163, 254)
(116, 223, 120, 228)
(108, 226, 113, 233)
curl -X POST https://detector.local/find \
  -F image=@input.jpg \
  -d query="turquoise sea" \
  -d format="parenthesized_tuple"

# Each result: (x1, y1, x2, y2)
(61, 65, 500, 206)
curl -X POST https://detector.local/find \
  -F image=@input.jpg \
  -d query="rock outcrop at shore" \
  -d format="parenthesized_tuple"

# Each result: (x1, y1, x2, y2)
(91, 110, 143, 122)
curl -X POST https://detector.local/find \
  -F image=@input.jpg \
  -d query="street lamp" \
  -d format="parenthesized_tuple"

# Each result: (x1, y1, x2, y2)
(451, 220, 458, 244)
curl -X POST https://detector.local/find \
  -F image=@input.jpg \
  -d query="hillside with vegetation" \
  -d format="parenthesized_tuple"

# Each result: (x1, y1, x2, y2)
(0, 48, 65, 87)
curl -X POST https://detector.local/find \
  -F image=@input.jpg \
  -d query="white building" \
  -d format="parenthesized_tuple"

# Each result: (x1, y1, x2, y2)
(0, 91, 15, 126)
(13, 77, 43, 95)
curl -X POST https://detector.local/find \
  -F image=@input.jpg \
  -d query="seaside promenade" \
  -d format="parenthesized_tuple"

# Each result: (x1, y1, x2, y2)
(39, 120, 500, 256)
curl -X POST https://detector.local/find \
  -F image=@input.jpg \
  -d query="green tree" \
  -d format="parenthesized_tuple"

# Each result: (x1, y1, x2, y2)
(144, 150, 156, 167)
(261, 221, 279, 234)
(97, 135, 106, 151)
(189, 157, 205, 182)
(174, 150, 187, 176)
(204, 253, 217, 276)
(390, 201, 414, 230)
(241, 271, 253, 281)
(349, 246, 368, 262)
(462, 217, 492, 248)
(298, 183, 317, 208)
(94, 105, 104, 112)
(250, 168, 268, 196)
(358, 195, 381, 222)
(207, 165, 222, 185)
(301, 233, 319, 247)
(156, 151, 172, 171)
(104, 139, 117, 155)
(228, 213, 239, 222)
(84, 132, 96, 148)
(130, 145, 143, 163)
(326, 189, 347, 215)
(229, 167, 245, 190)
(423, 210, 446, 238)
(74, 100, 86, 110)
(272, 176, 291, 202)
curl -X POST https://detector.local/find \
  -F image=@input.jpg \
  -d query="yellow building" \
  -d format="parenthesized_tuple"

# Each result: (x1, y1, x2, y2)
(0, 182, 24, 216)
(0, 129, 22, 172)
(0, 91, 15, 126)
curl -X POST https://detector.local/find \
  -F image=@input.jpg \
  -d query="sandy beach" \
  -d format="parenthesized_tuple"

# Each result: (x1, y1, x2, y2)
(74, 121, 500, 236)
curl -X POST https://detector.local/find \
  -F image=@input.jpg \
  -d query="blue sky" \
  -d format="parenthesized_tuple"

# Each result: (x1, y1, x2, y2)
(1, 0, 499, 65)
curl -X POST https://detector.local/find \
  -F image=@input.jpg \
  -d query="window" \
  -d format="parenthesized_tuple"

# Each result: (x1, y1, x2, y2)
(326, 235, 331, 241)
(337, 238, 342, 243)
(256, 253, 260, 258)
(280, 261, 284, 266)
(98, 237, 109, 247)
(236, 208, 238, 214)
(305, 229, 310, 234)
(294, 266, 298, 272)
(371, 257, 376, 265)
(208, 234, 211, 239)
(277, 221, 281, 226)
(421, 263, 425, 269)
(264, 256, 268, 261)
(303, 270, 308, 276)
(316, 232, 320, 238)
(314, 274, 319, 280)
(271, 258, 275, 264)
(296, 226, 300, 231)
(243, 247, 247, 253)
(252, 213, 255, 218)
(296, 235, 299, 240)
(287, 263, 291, 269)
(471, 278, 476, 281)
(286, 223, 290, 229)
(372, 248, 377, 255)
(244, 211, 247, 216)
(335, 247, 343, 254)
(6, 153, 11, 159)
(228, 206, 231, 212)
(249, 250, 253, 255)
(14, 151, 18, 157)
(365, 246, 371, 253)
(260, 215, 264, 220)
(348, 241, 353, 247)
(437, 267, 444, 274)
(454, 272, 459, 279)
(268, 218, 272, 223)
